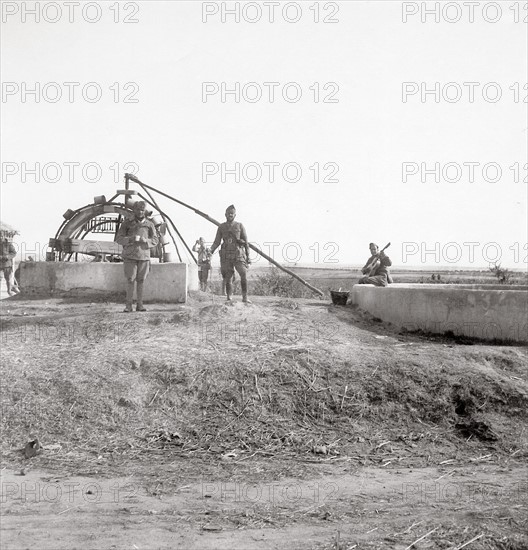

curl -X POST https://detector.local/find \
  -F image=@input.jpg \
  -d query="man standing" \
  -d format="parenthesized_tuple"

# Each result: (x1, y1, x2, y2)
(210, 205, 251, 303)
(358, 243, 392, 287)
(192, 237, 212, 291)
(116, 201, 159, 312)
(221, 272, 236, 296)
(0, 238, 19, 296)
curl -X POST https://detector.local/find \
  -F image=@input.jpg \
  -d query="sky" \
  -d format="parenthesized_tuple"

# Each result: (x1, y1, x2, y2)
(1, 1, 527, 269)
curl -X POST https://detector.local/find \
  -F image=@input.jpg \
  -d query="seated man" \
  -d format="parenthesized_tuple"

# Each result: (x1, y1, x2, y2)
(358, 243, 392, 287)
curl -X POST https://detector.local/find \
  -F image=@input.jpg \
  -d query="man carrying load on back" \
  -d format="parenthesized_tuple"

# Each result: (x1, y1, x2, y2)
(209, 205, 251, 303)
(192, 237, 212, 291)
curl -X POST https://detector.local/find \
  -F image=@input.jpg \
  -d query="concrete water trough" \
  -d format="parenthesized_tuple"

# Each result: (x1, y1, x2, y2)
(18, 261, 199, 303)
(351, 283, 528, 344)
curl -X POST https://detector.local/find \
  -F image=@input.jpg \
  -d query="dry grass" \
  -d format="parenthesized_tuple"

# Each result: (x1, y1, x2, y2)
(1, 296, 527, 549)
(312, 523, 528, 550)
(1, 300, 527, 472)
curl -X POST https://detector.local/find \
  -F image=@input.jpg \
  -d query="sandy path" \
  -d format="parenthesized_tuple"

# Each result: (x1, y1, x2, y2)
(2, 462, 526, 549)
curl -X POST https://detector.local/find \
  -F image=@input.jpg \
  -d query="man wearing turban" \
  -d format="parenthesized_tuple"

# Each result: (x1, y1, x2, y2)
(116, 201, 159, 312)
(209, 205, 251, 303)
(358, 242, 392, 287)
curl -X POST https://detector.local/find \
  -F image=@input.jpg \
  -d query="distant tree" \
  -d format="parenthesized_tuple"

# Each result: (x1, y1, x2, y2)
(489, 263, 512, 284)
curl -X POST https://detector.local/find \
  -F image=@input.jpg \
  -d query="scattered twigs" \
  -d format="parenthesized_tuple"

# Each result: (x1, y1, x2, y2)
(394, 520, 424, 536)
(340, 385, 348, 410)
(469, 454, 492, 462)
(292, 364, 327, 392)
(233, 450, 274, 463)
(434, 469, 456, 482)
(254, 374, 263, 401)
(405, 527, 438, 550)
(148, 389, 160, 406)
(58, 504, 85, 515)
(453, 534, 484, 550)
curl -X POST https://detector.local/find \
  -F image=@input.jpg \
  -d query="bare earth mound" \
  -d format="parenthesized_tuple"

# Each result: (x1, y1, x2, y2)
(1, 294, 527, 549)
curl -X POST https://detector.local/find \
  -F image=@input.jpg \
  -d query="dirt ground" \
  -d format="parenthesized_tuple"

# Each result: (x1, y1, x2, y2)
(1, 291, 527, 549)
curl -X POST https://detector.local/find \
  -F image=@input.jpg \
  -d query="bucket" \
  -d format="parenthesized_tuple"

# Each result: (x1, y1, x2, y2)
(63, 208, 75, 220)
(94, 195, 107, 204)
(163, 252, 176, 262)
(46, 251, 56, 262)
(330, 290, 349, 306)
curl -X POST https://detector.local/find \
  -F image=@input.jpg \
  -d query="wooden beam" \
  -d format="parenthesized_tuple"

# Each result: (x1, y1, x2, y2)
(54, 239, 122, 256)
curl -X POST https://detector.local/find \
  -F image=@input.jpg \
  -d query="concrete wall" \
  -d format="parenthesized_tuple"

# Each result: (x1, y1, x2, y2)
(187, 262, 199, 291)
(19, 261, 190, 303)
(351, 283, 527, 343)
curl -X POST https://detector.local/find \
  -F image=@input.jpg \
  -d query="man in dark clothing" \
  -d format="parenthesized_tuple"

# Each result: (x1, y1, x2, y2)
(0, 239, 19, 296)
(221, 272, 236, 296)
(210, 205, 251, 303)
(115, 201, 159, 312)
(358, 243, 392, 287)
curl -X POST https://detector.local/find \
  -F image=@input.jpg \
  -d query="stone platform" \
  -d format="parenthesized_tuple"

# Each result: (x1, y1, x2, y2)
(18, 261, 198, 303)
(351, 283, 527, 344)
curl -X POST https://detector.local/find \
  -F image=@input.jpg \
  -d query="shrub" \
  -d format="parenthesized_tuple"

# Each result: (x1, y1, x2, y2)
(252, 266, 310, 298)
(489, 263, 512, 284)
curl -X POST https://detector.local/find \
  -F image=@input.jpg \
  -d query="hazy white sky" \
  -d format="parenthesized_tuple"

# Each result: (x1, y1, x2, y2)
(1, 1, 527, 268)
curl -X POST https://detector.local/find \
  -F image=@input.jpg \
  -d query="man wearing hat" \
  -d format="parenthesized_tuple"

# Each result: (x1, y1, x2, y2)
(209, 205, 251, 303)
(116, 201, 159, 312)
(358, 242, 392, 287)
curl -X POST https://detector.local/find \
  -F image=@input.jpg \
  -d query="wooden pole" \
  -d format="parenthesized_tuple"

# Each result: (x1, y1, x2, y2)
(245, 243, 324, 297)
(127, 175, 325, 297)
(136, 190, 184, 263)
